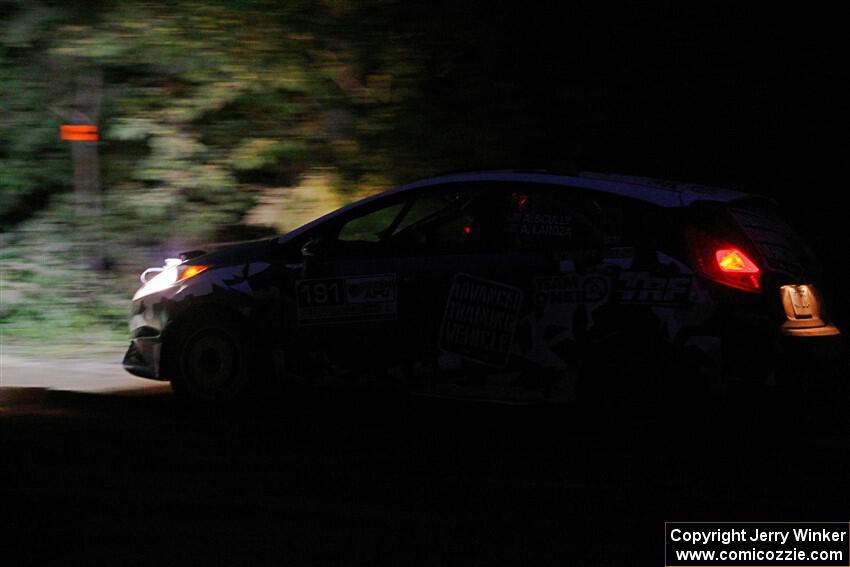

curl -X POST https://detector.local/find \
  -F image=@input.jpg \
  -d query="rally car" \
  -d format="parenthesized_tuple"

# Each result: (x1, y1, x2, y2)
(123, 171, 841, 406)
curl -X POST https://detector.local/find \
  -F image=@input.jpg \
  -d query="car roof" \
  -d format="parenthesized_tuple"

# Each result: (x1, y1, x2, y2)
(399, 170, 750, 207)
(280, 170, 751, 242)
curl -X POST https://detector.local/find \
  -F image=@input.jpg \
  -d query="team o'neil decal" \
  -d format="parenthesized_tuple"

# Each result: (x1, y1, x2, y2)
(439, 273, 523, 367)
(295, 274, 397, 324)
(615, 272, 692, 305)
(534, 274, 610, 305)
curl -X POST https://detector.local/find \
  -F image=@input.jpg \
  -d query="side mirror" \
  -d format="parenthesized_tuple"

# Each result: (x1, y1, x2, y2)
(301, 237, 327, 258)
(300, 237, 330, 277)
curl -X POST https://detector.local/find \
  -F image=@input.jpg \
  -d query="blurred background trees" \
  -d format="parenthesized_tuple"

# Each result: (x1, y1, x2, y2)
(1, 0, 437, 346)
(2, 1, 432, 242)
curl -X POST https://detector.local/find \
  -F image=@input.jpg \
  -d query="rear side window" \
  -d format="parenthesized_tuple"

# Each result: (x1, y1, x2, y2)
(330, 183, 652, 256)
(389, 184, 628, 254)
(494, 186, 625, 251)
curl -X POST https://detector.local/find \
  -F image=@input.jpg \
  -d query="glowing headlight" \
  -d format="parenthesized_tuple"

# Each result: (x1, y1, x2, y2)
(133, 262, 209, 300)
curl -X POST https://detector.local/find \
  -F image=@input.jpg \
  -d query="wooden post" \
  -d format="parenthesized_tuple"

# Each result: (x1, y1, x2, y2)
(67, 69, 106, 270)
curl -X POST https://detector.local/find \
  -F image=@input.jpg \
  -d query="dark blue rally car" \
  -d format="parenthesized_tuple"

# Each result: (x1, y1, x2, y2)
(123, 171, 842, 406)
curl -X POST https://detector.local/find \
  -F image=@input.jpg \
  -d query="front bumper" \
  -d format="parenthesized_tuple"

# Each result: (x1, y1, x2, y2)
(122, 336, 165, 381)
(124, 290, 173, 381)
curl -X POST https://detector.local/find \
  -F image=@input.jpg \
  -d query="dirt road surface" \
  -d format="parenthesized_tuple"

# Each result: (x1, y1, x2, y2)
(2, 352, 849, 565)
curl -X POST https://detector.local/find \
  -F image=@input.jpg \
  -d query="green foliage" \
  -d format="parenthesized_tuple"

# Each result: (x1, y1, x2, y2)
(0, 203, 133, 348)
(2, 0, 434, 230)
(0, 47, 72, 222)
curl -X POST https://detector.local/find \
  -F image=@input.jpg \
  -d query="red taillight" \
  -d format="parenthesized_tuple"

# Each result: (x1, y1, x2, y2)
(714, 248, 760, 291)
(716, 249, 759, 274)
(688, 231, 762, 293)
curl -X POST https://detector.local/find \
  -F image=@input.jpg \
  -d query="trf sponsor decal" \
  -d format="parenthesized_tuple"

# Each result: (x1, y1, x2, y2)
(439, 274, 523, 367)
(616, 272, 692, 305)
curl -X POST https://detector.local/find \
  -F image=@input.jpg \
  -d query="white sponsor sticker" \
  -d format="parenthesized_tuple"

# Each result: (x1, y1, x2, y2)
(439, 273, 523, 367)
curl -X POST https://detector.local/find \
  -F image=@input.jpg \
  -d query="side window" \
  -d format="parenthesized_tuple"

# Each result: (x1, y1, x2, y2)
(392, 191, 464, 235)
(337, 202, 405, 243)
(328, 188, 483, 256)
(386, 187, 485, 252)
(498, 187, 623, 251)
(328, 185, 629, 256)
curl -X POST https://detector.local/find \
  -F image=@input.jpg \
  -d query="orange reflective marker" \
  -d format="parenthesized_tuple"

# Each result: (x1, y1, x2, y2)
(61, 124, 99, 141)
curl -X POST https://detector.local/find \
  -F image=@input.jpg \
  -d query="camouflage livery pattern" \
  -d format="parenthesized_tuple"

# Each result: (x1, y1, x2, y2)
(123, 171, 840, 403)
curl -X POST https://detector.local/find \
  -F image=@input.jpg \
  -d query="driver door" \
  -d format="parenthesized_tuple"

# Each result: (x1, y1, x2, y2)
(291, 197, 411, 376)
(290, 185, 496, 378)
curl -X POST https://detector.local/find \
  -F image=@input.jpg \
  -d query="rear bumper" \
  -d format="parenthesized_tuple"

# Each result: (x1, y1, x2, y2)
(122, 337, 165, 381)
(781, 323, 841, 337)
(713, 320, 846, 398)
(776, 330, 847, 389)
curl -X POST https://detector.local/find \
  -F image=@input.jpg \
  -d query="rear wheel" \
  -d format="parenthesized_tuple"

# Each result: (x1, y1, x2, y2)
(577, 336, 710, 420)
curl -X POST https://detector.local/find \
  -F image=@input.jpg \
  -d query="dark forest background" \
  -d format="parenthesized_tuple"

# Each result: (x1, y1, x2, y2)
(2, 1, 849, 346)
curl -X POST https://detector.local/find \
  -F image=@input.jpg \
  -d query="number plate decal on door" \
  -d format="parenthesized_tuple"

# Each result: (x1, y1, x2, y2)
(295, 274, 397, 324)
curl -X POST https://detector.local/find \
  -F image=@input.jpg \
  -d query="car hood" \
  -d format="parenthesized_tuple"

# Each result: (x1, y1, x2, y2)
(183, 237, 276, 267)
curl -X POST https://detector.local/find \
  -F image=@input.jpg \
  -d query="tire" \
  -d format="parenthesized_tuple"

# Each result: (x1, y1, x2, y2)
(170, 322, 251, 408)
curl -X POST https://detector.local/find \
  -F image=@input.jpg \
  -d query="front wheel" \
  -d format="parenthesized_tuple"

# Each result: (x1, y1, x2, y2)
(171, 324, 251, 407)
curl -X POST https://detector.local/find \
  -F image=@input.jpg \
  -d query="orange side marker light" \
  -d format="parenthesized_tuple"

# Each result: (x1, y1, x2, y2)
(180, 265, 209, 281)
